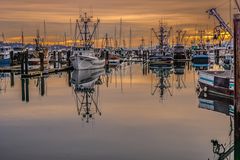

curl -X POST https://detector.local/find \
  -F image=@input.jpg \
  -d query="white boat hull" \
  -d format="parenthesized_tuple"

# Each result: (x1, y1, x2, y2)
(70, 55, 105, 70)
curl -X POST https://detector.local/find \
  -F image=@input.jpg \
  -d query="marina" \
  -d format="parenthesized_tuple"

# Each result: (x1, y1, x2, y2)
(0, 0, 240, 159)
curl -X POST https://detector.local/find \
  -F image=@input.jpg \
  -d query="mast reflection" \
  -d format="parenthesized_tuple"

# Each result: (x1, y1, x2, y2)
(71, 69, 104, 123)
(150, 64, 173, 100)
(0, 73, 10, 94)
(174, 61, 186, 89)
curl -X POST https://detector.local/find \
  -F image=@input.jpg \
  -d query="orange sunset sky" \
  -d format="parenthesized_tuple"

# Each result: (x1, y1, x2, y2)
(0, 0, 235, 46)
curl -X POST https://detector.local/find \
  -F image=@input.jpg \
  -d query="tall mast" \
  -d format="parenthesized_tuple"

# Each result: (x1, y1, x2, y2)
(114, 25, 117, 48)
(141, 36, 145, 49)
(74, 12, 100, 48)
(230, 0, 232, 28)
(104, 33, 109, 48)
(21, 31, 24, 46)
(70, 18, 72, 45)
(64, 32, 67, 46)
(43, 20, 47, 45)
(129, 27, 132, 49)
(119, 18, 122, 47)
(1, 32, 5, 43)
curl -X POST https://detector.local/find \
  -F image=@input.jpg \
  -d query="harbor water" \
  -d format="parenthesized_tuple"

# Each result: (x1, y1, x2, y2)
(0, 63, 233, 160)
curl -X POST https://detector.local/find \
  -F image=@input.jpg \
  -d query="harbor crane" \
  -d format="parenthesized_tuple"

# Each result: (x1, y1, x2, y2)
(206, 8, 233, 38)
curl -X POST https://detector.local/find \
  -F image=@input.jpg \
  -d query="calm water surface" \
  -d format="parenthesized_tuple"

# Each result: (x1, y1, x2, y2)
(0, 62, 233, 160)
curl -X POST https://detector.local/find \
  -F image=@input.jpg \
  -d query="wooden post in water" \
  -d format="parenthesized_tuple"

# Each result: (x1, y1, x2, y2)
(20, 51, 25, 101)
(67, 50, 71, 67)
(53, 51, 56, 68)
(40, 77, 45, 96)
(10, 51, 13, 66)
(20, 51, 24, 75)
(24, 50, 28, 75)
(21, 78, 25, 101)
(10, 72, 14, 87)
(58, 51, 62, 68)
(25, 78, 29, 102)
(39, 51, 44, 71)
(234, 13, 240, 160)
(68, 70, 71, 87)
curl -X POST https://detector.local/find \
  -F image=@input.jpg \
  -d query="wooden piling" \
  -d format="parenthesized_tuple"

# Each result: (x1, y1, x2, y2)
(10, 51, 13, 66)
(68, 70, 71, 87)
(25, 78, 29, 102)
(58, 51, 62, 68)
(67, 50, 71, 67)
(21, 78, 25, 101)
(20, 51, 24, 75)
(24, 50, 28, 75)
(39, 51, 44, 71)
(53, 51, 56, 68)
(10, 72, 14, 87)
(234, 13, 240, 160)
(40, 77, 45, 96)
(105, 50, 109, 65)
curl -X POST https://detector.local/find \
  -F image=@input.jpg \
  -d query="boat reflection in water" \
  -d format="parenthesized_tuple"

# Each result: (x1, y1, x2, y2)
(0, 73, 10, 94)
(174, 61, 186, 89)
(198, 92, 234, 160)
(150, 63, 173, 100)
(192, 63, 209, 71)
(71, 69, 105, 123)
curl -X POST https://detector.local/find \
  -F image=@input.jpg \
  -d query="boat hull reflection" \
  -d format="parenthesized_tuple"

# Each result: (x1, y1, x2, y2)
(71, 68, 105, 123)
(71, 68, 105, 90)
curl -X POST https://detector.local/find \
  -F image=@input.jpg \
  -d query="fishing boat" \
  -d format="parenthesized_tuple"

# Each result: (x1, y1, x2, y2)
(219, 53, 234, 70)
(28, 32, 50, 69)
(150, 23, 174, 65)
(173, 44, 187, 61)
(70, 47, 105, 70)
(191, 49, 209, 64)
(208, 48, 215, 65)
(0, 46, 12, 67)
(70, 13, 105, 70)
(149, 51, 173, 65)
(108, 52, 120, 65)
(198, 70, 234, 98)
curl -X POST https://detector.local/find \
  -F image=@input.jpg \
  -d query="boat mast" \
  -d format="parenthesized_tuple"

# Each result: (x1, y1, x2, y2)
(74, 12, 100, 48)
(129, 27, 132, 49)
(1, 32, 5, 43)
(70, 18, 72, 45)
(119, 18, 122, 48)
(43, 20, 47, 45)
(64, 32, 67, 46)
(21, 31, 24, 46)
(114, 25, 117, 48)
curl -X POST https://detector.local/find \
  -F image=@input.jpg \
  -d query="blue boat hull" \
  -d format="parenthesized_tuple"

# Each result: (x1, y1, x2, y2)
(192, 55, 209, 64)
(0, 58, 10, 67)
